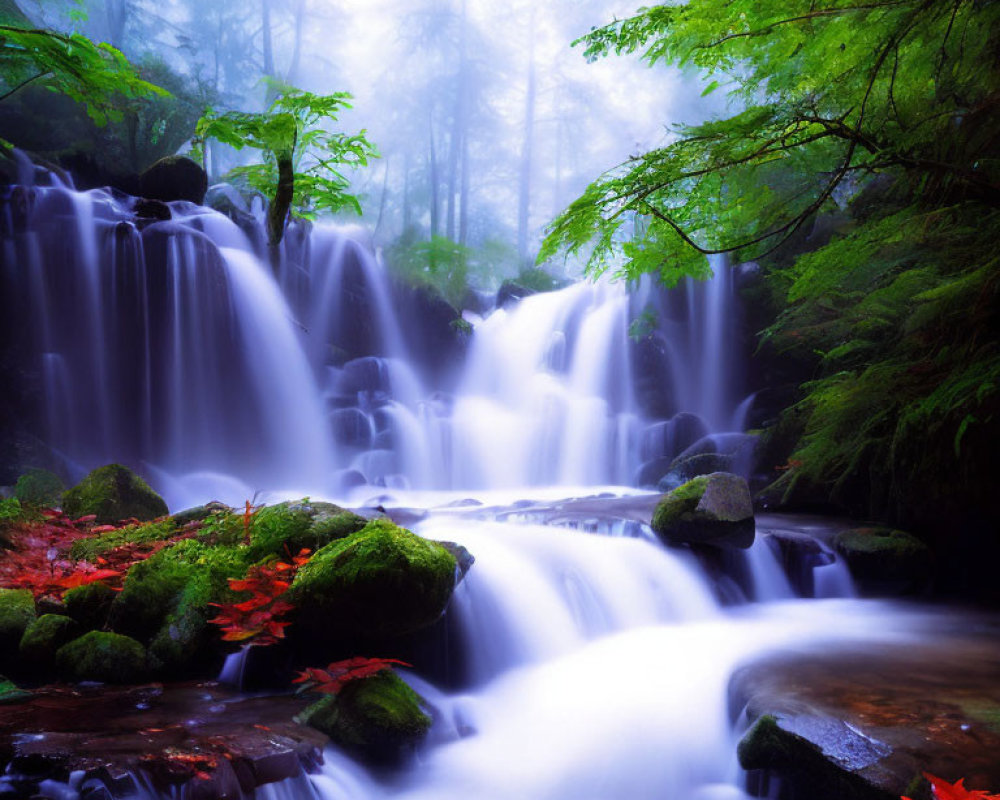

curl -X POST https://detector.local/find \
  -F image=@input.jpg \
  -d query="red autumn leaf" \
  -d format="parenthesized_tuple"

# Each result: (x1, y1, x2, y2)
(904, 773, 1000, 800)
(293, 657, 413, 696)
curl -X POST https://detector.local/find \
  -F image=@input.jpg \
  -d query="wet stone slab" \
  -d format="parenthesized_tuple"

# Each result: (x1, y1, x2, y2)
(731, 630, 1000, 800)
(0, 682, 326, 800)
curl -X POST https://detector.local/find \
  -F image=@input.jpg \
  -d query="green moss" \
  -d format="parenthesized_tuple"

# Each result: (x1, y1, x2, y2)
(13, 469, 64, 507)
(0, 674, 31, 705)
(832, 527, 932, 594)
(289, 518, 456, 640)
(62, 464, 168, 524)
(0, 588, 36, 660)
(69, 519, 177, 562)
(63, 581, 116, 631)
(55, 630, 147, 684)
(19, 614, 80, 667)
(297, 671, 431, 758)
(247, 501, 368, 560)
(652, 475, 710, 531)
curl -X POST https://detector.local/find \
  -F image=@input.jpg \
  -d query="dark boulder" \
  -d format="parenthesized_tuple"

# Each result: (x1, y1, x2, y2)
(831, 527, 933, 596)
(138, 156, 208, 205)
(62, 464, 168, 525)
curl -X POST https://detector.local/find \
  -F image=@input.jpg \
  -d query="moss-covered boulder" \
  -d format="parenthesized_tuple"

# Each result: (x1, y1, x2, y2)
(651, 472, 755, 549)
(55, 631, 147, 683)
(0, 588, 36, 666)
(109, 538, 245, 674)
(170, 501, 232, 527)
(62, 464, 168, 524)
(289, 519, 456, 642)
(296, 671, 431, 761)
(0, 674, 31, 705)
(19, 614, 80, 669)
(13, 469, 64, 507)
(831, 527, 933, 595)
(63, 581, 116, 631)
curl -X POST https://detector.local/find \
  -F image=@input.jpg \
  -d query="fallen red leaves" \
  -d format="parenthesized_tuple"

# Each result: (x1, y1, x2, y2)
(0, 508, 194, 600)
(904, 773, 1000, 800)
(293, 657, 412, 695)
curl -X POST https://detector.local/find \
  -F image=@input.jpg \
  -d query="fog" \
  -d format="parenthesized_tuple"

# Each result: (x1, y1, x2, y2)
(16, 0, 725, 281)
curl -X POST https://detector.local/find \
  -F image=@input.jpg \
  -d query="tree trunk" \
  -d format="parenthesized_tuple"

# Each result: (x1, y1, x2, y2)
(267, 149, 295, 248)
(446, 0, 468, 242)
(262, 0, 275, 77)
(429, 111, 441, 239)
(287, 0, 306, 84)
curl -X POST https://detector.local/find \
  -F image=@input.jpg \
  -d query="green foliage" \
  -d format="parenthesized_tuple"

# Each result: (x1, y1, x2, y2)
(0, 23, 166, 126)
(763, 203, 1000, 520)
(386, 234, 473, 307)
(13, 469, 63, 507)
(195, 85, 376, 243)
(68, 518, 177, 562)
(542, 1, 1000, 282)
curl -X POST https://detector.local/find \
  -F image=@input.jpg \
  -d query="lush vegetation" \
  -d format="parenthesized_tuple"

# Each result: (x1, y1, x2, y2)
(543, 1, 1000, 572)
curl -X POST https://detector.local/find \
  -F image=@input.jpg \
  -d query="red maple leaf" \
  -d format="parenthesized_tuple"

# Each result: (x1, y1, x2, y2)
(903, 773, 1000, 800)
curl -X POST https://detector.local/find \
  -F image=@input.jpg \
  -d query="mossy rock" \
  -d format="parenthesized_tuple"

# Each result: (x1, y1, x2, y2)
(0, 588, 36, 666)
(652, 472, 755, 549)
(13, 469, 64, 507)
(110, 538, 246, 673)
(19, 613, 80, 668)
(246, 500, 367, 561)
(55, 631, 147, 684)
(0, 674, 31, 705)
(832, 527, 933, 595)
(69, 519, 177, 562)
(170, 501, 232, 527)
(138, 155, 207, 204)
(63, 582, 116, 631)
(297, 671, 430, 761)
(62, 464, 168, 524)
(288, 518, 456, 642)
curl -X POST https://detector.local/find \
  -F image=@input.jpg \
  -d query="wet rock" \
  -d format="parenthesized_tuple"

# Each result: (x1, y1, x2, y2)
(331, 408, 373, 449)
(658, 452, 735, 489)
(133, 198, 171, 221)
(731, 641, 1000, 800)
(831, 527, 932, 596)
(61, 464, 168, 525)
(0, 675, 30, 705)
(296, 671, 430, 762)
(652, 473, 755, 549)
(138, 156, 207, 204)
(436, 541, 475, 583)
(55, 631, 147, 684)
(0, 684, 325, 798)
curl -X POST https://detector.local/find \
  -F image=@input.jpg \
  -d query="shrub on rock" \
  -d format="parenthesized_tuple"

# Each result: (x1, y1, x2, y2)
(62, 464, 168, 524)
(13, 469, 64, 507)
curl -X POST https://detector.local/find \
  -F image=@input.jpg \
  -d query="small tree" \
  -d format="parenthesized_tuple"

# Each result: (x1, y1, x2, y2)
(194, 86, 377, 246)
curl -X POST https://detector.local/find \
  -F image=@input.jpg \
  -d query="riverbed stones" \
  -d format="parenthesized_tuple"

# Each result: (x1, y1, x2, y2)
(62, 464, 168, 524)
(651, 472, 755, 549)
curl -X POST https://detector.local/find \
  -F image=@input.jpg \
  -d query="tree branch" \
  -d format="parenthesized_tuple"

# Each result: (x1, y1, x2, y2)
(0, 71, 50, 103)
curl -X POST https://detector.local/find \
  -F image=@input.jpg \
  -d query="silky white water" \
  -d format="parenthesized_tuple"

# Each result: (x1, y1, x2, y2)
(1, 177, 908, 800)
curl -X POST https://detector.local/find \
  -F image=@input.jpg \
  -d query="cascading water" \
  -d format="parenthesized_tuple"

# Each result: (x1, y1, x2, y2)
(2, 174, 751, 502)
(1, 169, 901, 800)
